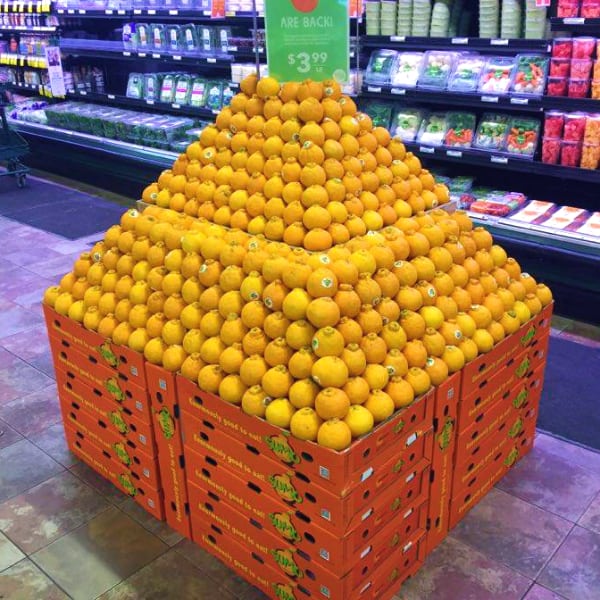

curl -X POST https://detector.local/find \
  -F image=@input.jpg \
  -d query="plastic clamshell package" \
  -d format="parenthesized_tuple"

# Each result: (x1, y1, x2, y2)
(418, 51, 459, 89)
(551, 38, 573, 59)
(504, 116, 541, 157)
(444, 112, 476, 147)
(447, 54, 487, 92)
(391, 107, 426, 142)
(417, 112, 448, 146)
(365, 49, 399, 85)
(474, 112, 510, 150)
(543, 111, 565, 138)
(478, 56, 516, 94)
(510, 54, 549, 96)
(391, 52, 425, 88)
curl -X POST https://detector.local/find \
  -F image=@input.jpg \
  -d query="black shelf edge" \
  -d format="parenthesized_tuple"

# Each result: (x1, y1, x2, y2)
(550, 17, 600, 32)
(360, 35, 551, 53)
(64, 89, 221, 120)
(360, 85, 544, 112)
(542, 96, 600, 111)
(403, 141, 600, 183)
(59, 45, 264, 67)
(10, 119, 177, 168)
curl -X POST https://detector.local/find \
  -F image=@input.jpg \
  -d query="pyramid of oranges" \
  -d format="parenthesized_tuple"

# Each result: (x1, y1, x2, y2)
(44, 74, 553, 451)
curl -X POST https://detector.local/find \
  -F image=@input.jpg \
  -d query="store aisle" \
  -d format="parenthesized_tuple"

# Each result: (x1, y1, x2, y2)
(0, 213, 599, 600)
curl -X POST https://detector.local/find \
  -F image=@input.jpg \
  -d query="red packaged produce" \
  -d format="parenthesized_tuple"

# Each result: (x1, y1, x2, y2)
(581, 0, 600, 18)
(547, 76, 568, 96)
(550, 58, 571, 77)
(542, 138, 561, 164)
(571, 59, 593, 79)
(572, 37, 596, 59)
(564, 113, 587, 141)
(560, 141, 583, 167)
(469, 201, 512, 217)
(544, 112, 565, 138)
(568, 78, 591, 97)
(557, 0, 580, 17)
(552, 39, 573, 59)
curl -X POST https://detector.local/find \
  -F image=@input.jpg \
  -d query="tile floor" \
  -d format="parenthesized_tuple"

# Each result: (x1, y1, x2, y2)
(1, 199, 600, 600)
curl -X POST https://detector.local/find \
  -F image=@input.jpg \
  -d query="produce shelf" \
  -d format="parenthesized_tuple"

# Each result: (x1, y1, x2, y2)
(10, 119, 177, 168)
(360, 86, 544, 113)
(0, 0, 51, 12)
(0, 25, 56, 32)
(56, 7, 264, 21)
(64, 89, 221, 120)
(360, 35, 550, 54)
(550, 17, 600, 32)
(0, 53, 46, 68)
(403, 141, 600, 183)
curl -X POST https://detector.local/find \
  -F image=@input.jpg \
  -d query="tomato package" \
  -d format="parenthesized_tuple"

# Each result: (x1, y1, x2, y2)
(572, 37, 596, 59)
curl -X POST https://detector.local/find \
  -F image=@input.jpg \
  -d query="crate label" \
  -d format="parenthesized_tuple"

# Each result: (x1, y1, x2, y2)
(320, 508, 331, 521)
(319, 548, 330, 561)
(360, 545, 372, 558)
(361, 466, 374, 482)
(406, 432, 418, 446)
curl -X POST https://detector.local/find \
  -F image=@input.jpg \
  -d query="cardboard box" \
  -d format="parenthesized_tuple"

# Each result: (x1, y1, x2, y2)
(49, 337, 151, 423)
(44, 304, 146, 386)
(191, 511, 425, 600)
(145, 363, 192, 540)
(426, 372, 460, 554)
(64, 425, 164, 520)
(58, 391, 161, 490)
(185, 442, 430, 573)
(182, 406, 432, 535)
(187, 478, 428, 595)
(55, 367, 156, 451)
(177, 374, 434, 492)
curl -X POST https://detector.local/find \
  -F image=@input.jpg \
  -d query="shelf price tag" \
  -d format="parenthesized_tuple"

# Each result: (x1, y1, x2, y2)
(563, 17, 585, 24)
(490, 155, 508, 164)
(206, 57, 216, 63)
(451, 37, 468, 44)
(146, 99, 154, 105)
(265, 0, 350, 83)
(105, 9, 113, 14)
(152, 53, 160, 58)
(390, 35, 406, 42)
(490, 38, 509, 46)
(535, 0, 550, 6)
(481, 95, 499, 103)
(173, 55, 182, 61)
(168, 9, 178, 15)
(123, 51, 131, 56)
(510, 97, 529, 105)
(138, 52, 146, 57)
(367, 85, 382, 92)
(133, 8, 141, 14)
(390, 87, 406, 95)
(172, 103, 181, 109)
(108, 94, 115, 99)
(419, 146, 435, 154)
(447, 150, 463, 157)
(147, 9, 156, 15)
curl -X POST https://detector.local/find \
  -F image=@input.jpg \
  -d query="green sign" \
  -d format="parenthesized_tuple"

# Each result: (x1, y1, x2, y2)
(265, 0, 350, 83)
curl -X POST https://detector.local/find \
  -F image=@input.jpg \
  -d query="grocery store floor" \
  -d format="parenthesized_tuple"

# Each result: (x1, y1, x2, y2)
(1, 179, 600, 600)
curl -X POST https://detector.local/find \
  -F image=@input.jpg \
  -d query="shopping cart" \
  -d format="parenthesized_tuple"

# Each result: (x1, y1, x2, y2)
(0, 85, 28, 188)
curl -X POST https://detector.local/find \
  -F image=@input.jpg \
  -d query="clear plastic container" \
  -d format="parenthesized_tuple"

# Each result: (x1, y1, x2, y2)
(551, 38, 573, 59)
(416, 112, 448, 146)
(564, 113, 587, 142)
(180, 23, 199, 53)
(478, 56, 515, 94)
(557, 0, 580, 17)
(444, 112, 476, 147)
(474, 113, 510, 150)
(504, 116, 540, 157)
(151, 24, 166, 52)
(189, 78, 207, 108)
(391, 52, 424, 88)
(584, 114, 600, 143)
(447, 54, 486, 92)
(205, 81, 223, 110)
(165, 25, 181, 53)
(593, 60, 600, 79)
(568, 78, 591, 97)
(544, 111, 565, 138)
(174, 74, 192, 105)
(159, 73, 177, 103)
(391, 108, 425, 141)
(571, 59, 593, 79)
(418, 51, 458, 89)
(364, 49, 398, 84)
(125, 72, 144, 99)
(547, 76, 568, 96)
(549, 58, 570, 78)
(581, 0, 600, 17)
(560, 140, 582, 167)
(136, 23, 150, 50)
(510, 54, 549, 96)
(541, 137, 561, 164)
(581, 142, 600, 168)
(572, 37, 596, 59)
(593, 80, 600, 99)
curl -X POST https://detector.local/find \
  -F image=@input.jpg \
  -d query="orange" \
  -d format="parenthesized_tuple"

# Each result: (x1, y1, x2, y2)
(468, 304, 493, 329)
(290, 407, 322, 441)
(197, 365, 224, 394)
(288, 347, 316, 380)
(356, 305, 383, 335)
(199, 336, 226, 364)
(239, 355, 269, 387)
(218, 375, 247, 405)
(312, 326, 345, 357)
(306, 267, 338, 298)
(298, 97, 324, 123)
(363, 364, 390, 391)
(425, 356, 449, 385)
(536, 283, 553, 307)
(262, 365, 293, 398)
(312, 356, 349, 388)
(315, 387, 350, 420)
(336, 317, 364, 345)
(317, 419, 352, 450)
(402, 339, 428, 368)
(182, 329, 205, 355)
(364, 390, 395, 423)
(405, 367, 431, 396)
(399, 309, 426, 340)
(386, 376, 415, 408)
(344, 405, 374, 438)
(219, 344, 245, 374)
(472, 329, 495, 353)
(458, 338, 479, 363)
(289, 378, 319, 409)
(264, 312, 292, 340)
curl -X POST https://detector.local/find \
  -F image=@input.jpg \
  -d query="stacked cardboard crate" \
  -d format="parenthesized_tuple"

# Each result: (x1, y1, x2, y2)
(176, 375, 436, 600)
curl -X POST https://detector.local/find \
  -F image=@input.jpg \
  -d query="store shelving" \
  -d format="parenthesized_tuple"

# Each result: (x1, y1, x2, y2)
(10, 118, 177, 167)
(551, 17, 600, 32)
(0, 53, 46, 67)
(0, 25, 56, 31)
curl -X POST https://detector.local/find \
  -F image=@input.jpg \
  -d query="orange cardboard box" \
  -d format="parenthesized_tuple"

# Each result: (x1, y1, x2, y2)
(460, 305, 551, 395)
(454, 361, 546, 470)
(185, 443, 430, 573)
(187, 478, 427, 596)
(44, 304, 146, 386)
(182, 407, 432, 535)
(145, 363, 192, 540)
(49, 338, 151, 422)
(55, 367, 156, 452)
(177, 374, 434, 492)
(64, 425, 164, 520)
(457, 335, 548, 433)
(191, 512, 425, 600)
(426, 372, 460, 554)
(58, 392, 161, 490)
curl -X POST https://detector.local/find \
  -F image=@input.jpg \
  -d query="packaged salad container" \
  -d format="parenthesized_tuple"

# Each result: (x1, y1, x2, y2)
(444, 112, 476, 147)
(504, 116, 540, 157)
(391, 108, 425, 142)
(391, 52, 424, 88)
(474, 113, 510, 150)
(418, 51, 458, 89)
(417, 112, 448, 146)
(363, 102, 394, 128)
(478, 56, 515, 94)
(510, 54, 549, 96)
(189, 78, 208, 108)
(136, 23, 150, 50)
(447, 54, 486, 92)
(365, 49, 398, 84)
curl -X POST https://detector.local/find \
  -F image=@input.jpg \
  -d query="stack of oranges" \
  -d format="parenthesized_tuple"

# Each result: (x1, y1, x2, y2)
(44, 75, 552, 451)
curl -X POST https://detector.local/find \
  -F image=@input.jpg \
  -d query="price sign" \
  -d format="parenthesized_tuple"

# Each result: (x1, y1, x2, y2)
(265, 0, 349, 82)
